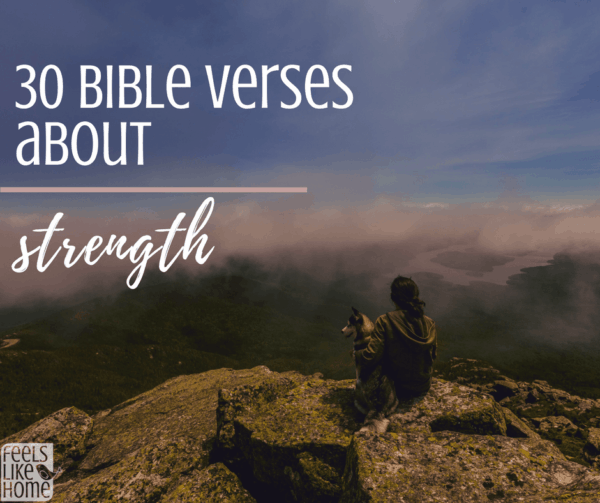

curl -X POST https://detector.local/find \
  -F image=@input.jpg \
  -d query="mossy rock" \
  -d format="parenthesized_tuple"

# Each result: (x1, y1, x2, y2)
(285, 452, 343, 503)
(228, 377, 361, 501)
(341, 431, 600, 502)
(39, 367, 295, 501)
(215, 369, 314, 459)
(0, 406, 92, 470)
(8, 364, 598, 503)
(388, 379, 507, 436)
(501, 407, 540, 439)
(160, 463, 256, 502)
(80, 366, 280, 472)
(52, 438, 209, 502)
(221, 377, 507, 501)
(584, 427, 600, 468)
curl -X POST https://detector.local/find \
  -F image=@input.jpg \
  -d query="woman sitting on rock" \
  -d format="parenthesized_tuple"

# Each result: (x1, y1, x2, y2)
(355, 276, 438, 427)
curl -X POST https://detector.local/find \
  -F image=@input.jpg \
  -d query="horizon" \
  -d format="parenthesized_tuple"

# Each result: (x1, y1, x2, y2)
(1, 1, 600, 338)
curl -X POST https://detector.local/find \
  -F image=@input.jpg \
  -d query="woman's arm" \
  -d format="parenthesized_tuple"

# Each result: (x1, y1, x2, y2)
(355, 316, 386, 368)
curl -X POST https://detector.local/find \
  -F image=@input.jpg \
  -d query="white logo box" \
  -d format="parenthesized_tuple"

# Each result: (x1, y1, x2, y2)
(1, 443, 55, 502)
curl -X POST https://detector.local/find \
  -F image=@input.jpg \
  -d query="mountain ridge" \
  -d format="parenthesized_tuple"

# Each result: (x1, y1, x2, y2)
(2, 359, 599, 502)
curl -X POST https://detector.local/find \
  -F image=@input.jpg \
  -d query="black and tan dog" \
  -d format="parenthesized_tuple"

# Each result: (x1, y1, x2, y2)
(342, 307, 399, 433)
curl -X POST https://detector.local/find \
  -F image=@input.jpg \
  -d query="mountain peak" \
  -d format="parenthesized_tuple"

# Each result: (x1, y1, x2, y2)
(2, 363, 599, 502)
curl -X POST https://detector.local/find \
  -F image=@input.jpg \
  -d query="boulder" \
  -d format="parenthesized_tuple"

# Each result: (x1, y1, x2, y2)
(215, 369, 314, 459)
(436, 358, 600, 466)
(583, 427, 600, 468)
(160, 463, 257, 503)
(225, 377, 359, 502)
(51, 448, 255, 503)
(160, 463, 256, 503)
(388, 380, 507, 436)
(80, 366, 285, 472)
(532, 416, 578, 434)
(341, 431, 600, 502)
(492, 380, 520, 401)
(1, 366, 286, 503)
(52, 438, 207, 502)
(501, 407, 540, 439)
(0, 406, 92, 471)
(4, 364, 600, 503)
(526, 389, 539, 403)
(218, 377, 508, 501)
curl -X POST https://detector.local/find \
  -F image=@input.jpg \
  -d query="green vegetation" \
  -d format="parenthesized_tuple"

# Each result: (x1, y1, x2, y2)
(0, 281, 354, 439)
(3, 256, 600, 440)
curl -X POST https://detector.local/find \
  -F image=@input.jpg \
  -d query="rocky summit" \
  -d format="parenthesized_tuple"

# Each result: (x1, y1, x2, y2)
(1, 363, 600, 502)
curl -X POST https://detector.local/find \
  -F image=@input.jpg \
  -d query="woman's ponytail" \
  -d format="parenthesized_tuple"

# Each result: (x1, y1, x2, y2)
(390, 276, 426, 318)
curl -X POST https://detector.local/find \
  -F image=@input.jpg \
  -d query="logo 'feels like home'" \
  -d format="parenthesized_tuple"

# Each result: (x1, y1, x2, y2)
(1, 443, 55, 502)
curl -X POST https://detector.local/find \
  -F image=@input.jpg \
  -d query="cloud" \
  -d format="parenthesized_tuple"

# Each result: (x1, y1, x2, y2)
(4, 0, 600, 185)
(3, 179, 600, 308)
(3, 213, 50, 228)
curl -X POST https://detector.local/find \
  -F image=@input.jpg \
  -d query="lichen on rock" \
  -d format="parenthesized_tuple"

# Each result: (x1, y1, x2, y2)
(52, 438, 208, 503)
(286, 452, 344, 503)
(0, 406, 92, 472)
(3, 362, 600, 503)
(79, 366, 279, 473)
(160, 463, 257, 502)
(340, 430, 600, 502)
(215, 368, 314, 460)
(228, 377, 360, 500)
(216, 377, 516, 501)
(387, 379, 507, 437)
(1, 366, 279, 503)
(502, 406, 540, 439)
(584, 427, 600, 469)
(438, 356, 600, 466)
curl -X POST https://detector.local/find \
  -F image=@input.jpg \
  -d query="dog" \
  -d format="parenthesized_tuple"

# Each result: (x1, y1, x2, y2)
(342, 307, 399, 433)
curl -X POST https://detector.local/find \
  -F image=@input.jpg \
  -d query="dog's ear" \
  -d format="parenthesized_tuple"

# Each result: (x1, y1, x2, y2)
(351, 307, 360, 316)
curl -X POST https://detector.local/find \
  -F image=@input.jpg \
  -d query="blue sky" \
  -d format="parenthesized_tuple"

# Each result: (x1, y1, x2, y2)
(3, 0, 600, 301)
(1, 0, 600, 206)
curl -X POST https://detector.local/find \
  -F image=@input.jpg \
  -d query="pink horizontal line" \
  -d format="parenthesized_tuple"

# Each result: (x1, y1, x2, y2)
(1, 187, 307, 193)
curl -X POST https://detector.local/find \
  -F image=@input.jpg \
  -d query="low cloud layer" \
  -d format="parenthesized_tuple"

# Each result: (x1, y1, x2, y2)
(2, 188, 600, 309)
(3, 188, 600, 387)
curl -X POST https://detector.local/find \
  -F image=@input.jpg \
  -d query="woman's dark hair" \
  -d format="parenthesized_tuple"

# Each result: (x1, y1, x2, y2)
(390, 276, 425, 318)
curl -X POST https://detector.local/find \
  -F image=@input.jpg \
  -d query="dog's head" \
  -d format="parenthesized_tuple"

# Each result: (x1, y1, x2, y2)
(341, 307, 364, 339)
